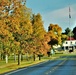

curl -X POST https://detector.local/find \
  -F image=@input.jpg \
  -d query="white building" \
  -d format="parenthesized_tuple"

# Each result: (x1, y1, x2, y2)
(62, 37, 76, 51)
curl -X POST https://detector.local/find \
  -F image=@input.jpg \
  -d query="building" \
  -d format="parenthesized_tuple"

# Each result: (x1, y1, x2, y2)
(62, 37, 76, 51)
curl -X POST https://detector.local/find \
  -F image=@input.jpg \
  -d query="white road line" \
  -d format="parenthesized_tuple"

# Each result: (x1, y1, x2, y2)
(45, 60, 67, 75)
(4, 68, 27, 75)
(4, 60, 49, 75)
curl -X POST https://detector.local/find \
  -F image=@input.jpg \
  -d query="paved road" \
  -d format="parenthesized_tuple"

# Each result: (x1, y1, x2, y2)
(3, 55, 76, 75)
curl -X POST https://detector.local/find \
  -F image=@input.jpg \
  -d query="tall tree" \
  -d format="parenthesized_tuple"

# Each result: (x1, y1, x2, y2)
(0, 0, 14, 63)
(31, 13, 47, 60)
(32, 13, 46, 39)
(10, 0, 32, 65)
(0, 0, 32, 64)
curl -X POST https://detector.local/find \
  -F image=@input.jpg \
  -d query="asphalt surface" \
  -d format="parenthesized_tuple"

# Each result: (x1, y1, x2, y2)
(2, 55, 76, 75)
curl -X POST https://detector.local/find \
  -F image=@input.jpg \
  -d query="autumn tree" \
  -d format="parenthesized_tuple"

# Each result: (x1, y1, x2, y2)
(44, 34, 51, 57)
(9, 0, 32, 65)
(0, 0, 33, 64)
(48, 24, 62, 45)
(31, 13, 47, 60)
(48, 24, 62, 55)
(0, 0, 14, 63)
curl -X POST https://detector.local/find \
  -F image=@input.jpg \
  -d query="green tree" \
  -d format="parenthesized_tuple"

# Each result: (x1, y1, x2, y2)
(61, 33, 68, 45)
(65, 27, 74, 37)
(73, 27, 76, 39)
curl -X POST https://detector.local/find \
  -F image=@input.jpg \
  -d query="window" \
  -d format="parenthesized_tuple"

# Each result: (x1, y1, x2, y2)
(66, 42, 68, 44)
(66, 46, 68, 50)
(75, 46, 76, 49)
(71, 42, 72, 44)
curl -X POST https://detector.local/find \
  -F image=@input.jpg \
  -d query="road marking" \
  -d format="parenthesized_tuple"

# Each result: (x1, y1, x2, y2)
(4, 60, 49, 75)
(4, 68, 27, 75)
(45, 60, 67, 75)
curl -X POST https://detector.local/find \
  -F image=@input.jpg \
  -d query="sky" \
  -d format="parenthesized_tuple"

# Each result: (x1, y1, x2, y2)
(26, 0, 76, 32)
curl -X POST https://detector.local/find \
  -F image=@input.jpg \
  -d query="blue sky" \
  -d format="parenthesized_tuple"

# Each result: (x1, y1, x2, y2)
(26, 0, 76, 32)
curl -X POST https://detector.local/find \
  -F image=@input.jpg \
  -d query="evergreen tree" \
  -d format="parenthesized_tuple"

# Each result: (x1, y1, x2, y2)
(73, 27, 76, 39)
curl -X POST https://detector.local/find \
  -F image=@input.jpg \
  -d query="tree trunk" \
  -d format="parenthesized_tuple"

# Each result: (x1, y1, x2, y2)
(18, 52, 21, 65)
(14, 53, 16, 62)
(33, 52, 35, 61)
(21, 54, 23, 61)
(5, 54, 8, 63)
(1, 53, 3, 60)
(2, 53, 5, 60)
(47, 52, 51, 57)
(39, 56, 41, 60)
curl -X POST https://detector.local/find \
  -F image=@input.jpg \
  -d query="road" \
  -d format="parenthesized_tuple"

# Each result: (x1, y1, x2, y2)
(3, 55, 76, 75)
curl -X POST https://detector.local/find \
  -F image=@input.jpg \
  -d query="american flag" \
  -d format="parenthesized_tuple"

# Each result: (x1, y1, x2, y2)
(69, 7, 71, 18)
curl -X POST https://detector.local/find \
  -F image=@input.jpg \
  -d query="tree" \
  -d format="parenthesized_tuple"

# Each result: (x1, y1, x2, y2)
(0, 1, 14, 63)
(0, 0, 32, 65)
(61, 34, 68, 45)
(32, 13, 46, 39)
(48, 24, 62, 56)
(48, 24, 62, 45)
(73, 27, 76, 39)
(31, 13, 47, 60)
(65, 28, 71, 34)
(10, 0, 32, 65)
(64, 27, 74, 37)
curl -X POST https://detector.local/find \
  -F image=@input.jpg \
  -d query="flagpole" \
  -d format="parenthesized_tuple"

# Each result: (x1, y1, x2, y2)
(69, 7, 71, 41)
(69, 6, 72, 51)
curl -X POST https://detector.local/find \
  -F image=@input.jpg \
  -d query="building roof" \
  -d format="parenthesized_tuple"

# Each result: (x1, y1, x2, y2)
(67, 37, 75, 40)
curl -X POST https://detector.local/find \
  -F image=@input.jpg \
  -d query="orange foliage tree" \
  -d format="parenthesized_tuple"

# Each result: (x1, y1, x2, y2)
(31, 13, 49, 60)
(48, 24, 62, 55)
(0, 0, 32, 64)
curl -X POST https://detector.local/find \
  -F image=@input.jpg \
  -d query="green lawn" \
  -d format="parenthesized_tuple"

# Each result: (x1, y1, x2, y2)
(0, 55, 50, 74)
(0, 52, 75, 74)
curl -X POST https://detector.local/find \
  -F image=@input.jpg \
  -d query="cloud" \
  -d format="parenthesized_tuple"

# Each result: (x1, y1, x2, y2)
(47, 8, 68, 18)
(42, 4, 76, 32)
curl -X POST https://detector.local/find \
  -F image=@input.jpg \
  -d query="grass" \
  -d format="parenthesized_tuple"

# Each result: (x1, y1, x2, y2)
(0, 51, 76, 74)
(0, 57, 48, 74)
